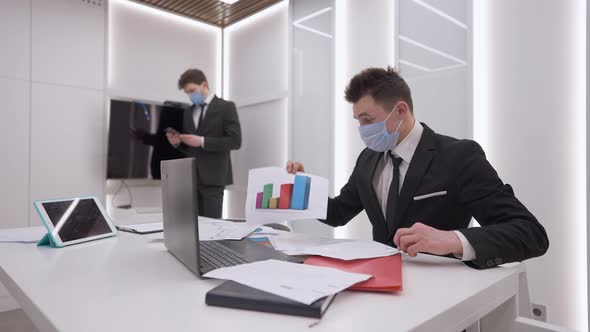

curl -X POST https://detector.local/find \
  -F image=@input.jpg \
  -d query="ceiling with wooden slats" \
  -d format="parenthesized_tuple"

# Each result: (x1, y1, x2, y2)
(137, 0, 282, 27)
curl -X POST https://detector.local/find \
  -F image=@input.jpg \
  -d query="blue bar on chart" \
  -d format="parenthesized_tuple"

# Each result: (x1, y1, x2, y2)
(291, 175, 311, 210)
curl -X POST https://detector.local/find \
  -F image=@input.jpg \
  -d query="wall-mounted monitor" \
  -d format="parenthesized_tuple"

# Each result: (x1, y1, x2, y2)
(107, 99, 187, 179)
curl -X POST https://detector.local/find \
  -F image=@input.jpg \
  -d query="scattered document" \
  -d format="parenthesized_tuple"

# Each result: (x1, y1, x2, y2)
(245, 167, 329, 225)
(0, 226, 46, 243)
(268, 233, 348, 252)
(285, 240, 399, 260)
(246, 226, 284, 239)
(128, 221, 163, 233)
(117, 222, 163, 234)
(203, 259, 371, 305)
(198, 217, 258, 241)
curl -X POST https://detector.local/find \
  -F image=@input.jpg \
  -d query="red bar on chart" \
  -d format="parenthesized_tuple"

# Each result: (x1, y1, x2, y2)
(279, 184, 293, 209)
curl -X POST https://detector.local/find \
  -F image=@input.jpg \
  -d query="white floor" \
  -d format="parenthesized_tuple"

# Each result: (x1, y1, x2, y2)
(0, 310, 38, 332)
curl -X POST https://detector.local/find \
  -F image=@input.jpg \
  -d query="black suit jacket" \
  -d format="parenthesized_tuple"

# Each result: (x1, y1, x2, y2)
(179, 96, 241, 186)
(323, 123, 549, 269)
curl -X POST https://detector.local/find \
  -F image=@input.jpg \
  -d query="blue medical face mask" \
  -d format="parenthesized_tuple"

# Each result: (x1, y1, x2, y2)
(189, 91, 205, 106)
(357, 108, 403, 152)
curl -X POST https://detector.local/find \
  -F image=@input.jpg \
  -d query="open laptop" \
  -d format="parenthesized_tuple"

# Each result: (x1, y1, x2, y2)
(161, 157, 302, 277)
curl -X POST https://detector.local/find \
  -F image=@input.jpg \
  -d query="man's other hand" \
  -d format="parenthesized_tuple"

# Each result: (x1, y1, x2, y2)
(393, 222, 463, 257)
(166, 132, 181, 146)
(286, 161, 305, 174)
(179, 134, 203, 148)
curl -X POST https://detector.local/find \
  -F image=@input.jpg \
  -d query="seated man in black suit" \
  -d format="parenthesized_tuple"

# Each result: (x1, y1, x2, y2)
(166, 69, 241, 218)
(287, 66, 548, 269)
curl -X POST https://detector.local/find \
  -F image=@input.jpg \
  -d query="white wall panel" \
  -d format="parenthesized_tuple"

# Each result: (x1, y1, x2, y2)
(108, 0, 221, 103)
(229, 98, 288, 192)
(0, 0, 31, 81)
(290, 0, 334, 189)
(0, 78, 30, 229)
(333, 0, 395, 239)
(398, 0, 471, 140)
(224, 2, 288, 105)
(31, 0, 105, 89)
(405, 68, 470, 139)
(422, 0, 466, 24)
(29, 83, 105, 226)
(223, 3, 289, 219)
(399, 0, 467, 61)
(474, 1, 587, 330)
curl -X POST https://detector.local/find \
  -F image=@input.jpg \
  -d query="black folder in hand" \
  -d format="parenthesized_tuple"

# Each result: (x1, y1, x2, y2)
(205, 281, 336, 318)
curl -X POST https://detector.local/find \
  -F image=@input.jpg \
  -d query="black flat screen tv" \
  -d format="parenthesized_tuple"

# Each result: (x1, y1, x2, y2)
(107, 99, 187, 179)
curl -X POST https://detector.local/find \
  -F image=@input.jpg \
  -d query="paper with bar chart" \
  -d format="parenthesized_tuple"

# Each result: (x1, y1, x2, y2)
(245, 167, 328, 225)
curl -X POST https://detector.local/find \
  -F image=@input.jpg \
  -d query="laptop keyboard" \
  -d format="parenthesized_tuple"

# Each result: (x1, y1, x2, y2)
(199, 241, 251, 270)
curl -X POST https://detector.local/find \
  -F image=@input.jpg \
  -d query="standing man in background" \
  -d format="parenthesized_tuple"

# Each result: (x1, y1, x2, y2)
(166, 69, 241, 218)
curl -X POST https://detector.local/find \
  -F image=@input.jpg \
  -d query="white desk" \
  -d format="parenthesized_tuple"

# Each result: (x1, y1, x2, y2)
(0, 232, 531, 332)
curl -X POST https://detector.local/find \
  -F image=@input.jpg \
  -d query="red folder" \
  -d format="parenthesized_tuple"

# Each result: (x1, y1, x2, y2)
(304, 254, 402, 292)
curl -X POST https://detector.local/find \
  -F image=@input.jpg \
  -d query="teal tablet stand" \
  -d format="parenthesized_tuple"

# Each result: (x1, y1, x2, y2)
(37, 233, 58, 247)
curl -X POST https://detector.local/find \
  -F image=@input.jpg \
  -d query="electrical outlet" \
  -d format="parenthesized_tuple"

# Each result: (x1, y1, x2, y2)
(531, 303, 547, 322)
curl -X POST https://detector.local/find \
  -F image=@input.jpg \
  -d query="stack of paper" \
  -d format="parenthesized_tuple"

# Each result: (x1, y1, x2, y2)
(204, 259, 371, 305)
(286, 240, 399, 260)
(267, 233, 347, 253)
(198, 217, 259, 241)
(267, 232, 398, 260)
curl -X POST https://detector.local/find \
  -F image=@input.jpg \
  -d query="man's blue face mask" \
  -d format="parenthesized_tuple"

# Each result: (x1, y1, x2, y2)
(189, 91, 205, 106)
(357, 107, 403, 152)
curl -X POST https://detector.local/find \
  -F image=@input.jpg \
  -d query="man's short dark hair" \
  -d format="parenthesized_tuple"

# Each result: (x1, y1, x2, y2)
(178, 69, 208, 89)
(344, 66, 413, 113)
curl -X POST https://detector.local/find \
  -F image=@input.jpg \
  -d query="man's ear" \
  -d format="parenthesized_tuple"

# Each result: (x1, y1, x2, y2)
(396, 101, 410, 117)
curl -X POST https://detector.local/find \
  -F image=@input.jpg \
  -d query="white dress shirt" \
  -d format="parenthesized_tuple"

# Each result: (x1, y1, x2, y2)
(192, 92, 215, 147)
(371, 120, 476, 261)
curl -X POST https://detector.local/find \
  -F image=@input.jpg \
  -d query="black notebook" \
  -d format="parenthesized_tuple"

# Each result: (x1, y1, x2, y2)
(205, 281, 336, 318)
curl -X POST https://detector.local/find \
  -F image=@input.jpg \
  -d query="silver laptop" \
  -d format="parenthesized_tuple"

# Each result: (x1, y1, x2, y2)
(161, 158, 301, 277)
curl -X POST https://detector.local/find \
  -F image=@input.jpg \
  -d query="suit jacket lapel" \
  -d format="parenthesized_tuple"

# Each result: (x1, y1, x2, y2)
(204, 95, 218, 119)
(389, 124, 437, 237)
(194, 96, 217, 135)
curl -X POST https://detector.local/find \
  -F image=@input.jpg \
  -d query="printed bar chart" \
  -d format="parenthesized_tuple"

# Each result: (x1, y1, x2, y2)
(255, 177, 311, 210)
(291, 175, 311, 210)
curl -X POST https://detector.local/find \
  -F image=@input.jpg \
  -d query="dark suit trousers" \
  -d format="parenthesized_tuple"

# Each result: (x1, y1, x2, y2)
(197, 184, 224, 219)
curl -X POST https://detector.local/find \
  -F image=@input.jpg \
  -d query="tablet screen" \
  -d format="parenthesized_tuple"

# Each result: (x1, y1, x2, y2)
(42, 198, 112, 242)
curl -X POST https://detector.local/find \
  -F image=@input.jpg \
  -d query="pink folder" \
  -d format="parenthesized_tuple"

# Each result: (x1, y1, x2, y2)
(304, 253, 403, 292)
